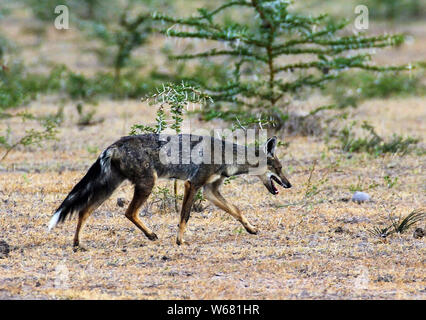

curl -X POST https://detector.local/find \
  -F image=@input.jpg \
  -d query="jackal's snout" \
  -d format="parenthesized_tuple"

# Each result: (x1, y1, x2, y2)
(279, 172, 292, 188)
(259, 171, 291, 195)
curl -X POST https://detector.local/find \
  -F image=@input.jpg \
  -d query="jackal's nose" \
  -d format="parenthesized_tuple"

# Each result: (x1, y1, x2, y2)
(281, 178, 291, 188)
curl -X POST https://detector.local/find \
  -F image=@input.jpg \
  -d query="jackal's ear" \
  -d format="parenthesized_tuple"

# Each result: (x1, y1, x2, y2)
(264, 136, 277, 157)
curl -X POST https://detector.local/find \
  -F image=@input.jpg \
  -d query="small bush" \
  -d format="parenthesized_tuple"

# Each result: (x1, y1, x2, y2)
(368, 209, 425, 239)
(0, 63, 65, 109)
(76, 103, 103, 126)
(0, 116, 58, 162)
(384, 175, 398, 189)
(192, 189, 207, 213)
(366, 0, 426, 21)
(64, 69, 161, 101)
(151, 186, 182, 214)
(327, 70, 425, 108)
(0, 62, 161, 109)
(23, 0, 113, 23)
(336, 121, 419, 155)
(0, 62, 39, 109)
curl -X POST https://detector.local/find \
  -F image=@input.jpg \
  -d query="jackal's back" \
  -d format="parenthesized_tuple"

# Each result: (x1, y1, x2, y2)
(109, 133, 246, 182)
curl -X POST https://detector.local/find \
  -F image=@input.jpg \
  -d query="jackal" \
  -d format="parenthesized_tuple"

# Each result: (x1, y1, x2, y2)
(48, 134, 291, 247)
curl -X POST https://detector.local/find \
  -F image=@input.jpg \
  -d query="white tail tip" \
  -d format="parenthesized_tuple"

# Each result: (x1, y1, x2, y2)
(48, 210, 61, 231)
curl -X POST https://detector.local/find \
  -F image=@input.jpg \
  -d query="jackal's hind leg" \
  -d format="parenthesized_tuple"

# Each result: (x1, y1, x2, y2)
(125, 186, 157, 241)
(73, 206, 96, 251)
(203, 184, 258, 235)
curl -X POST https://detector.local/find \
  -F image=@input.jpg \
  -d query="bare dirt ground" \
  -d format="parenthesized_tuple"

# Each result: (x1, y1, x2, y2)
(0, 4, 425, 300)
(0, 94, 424, 299)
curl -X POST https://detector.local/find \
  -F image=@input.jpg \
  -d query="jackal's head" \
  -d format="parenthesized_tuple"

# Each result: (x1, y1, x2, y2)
(258, 136, 291, 195)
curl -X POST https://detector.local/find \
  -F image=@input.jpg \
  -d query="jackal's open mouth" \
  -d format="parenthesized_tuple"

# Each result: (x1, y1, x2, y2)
(267, 173, 292, 195)
(270, 175, 283, 195)
(261, 172, 291, 195)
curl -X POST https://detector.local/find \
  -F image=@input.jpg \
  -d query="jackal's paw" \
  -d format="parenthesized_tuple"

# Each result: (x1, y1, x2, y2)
(147, 233, 158, 241)
(73, 245, 87, 252)
(176, 238, 190, 246)
(246, 227, 258, 235)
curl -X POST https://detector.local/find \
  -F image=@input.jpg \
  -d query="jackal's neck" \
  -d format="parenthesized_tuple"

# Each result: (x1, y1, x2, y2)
(225, 145, 265, 177)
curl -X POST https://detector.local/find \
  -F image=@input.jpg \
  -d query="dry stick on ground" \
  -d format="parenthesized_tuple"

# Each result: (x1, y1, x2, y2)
(304, 160, 317, 195)
(303, 159, 339, 201)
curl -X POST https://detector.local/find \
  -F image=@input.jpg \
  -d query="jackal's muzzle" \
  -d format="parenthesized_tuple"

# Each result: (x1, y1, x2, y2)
(260, 172, 291, 195)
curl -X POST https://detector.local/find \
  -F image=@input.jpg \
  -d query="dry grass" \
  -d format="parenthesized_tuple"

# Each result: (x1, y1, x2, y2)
(0, 95, 425, 300)
(0, 2, 425, 300)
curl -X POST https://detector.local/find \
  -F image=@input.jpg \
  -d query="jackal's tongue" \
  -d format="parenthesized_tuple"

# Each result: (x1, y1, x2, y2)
(271, 179, 279, 194)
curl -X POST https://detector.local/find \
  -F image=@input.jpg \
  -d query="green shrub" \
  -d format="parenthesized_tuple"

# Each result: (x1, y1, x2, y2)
(23, 0, 113, 23)
(148, 0, 407, 129)
(328, 69, 425, 108)
(81, 10, 152, 80)
(0, 59, 164, 110)
(337, 121, 419, 155)
(0, 62, 68, 109)
(0, 116, 58, 162)
(366, 0, 426, 21)
(1, 62, 40, 109)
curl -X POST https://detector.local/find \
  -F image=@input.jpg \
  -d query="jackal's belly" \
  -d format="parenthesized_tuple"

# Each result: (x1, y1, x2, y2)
(154, 162, 223, 183)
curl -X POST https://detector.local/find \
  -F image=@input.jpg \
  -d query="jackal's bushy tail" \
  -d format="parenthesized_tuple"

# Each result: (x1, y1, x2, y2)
(48, 148, 123, 230)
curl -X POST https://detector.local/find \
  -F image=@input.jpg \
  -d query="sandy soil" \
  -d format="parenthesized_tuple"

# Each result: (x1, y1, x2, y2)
(0, 1, 425, 300)
(0, 94, 424, 299)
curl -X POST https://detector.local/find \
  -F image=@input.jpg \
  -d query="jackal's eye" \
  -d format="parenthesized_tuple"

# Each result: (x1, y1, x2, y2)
(273, 161, 282, 172)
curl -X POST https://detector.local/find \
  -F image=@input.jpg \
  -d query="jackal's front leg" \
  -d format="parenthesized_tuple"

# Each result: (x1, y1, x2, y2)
(203, 184, 258, 235)
(176, 181, 198, 245)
